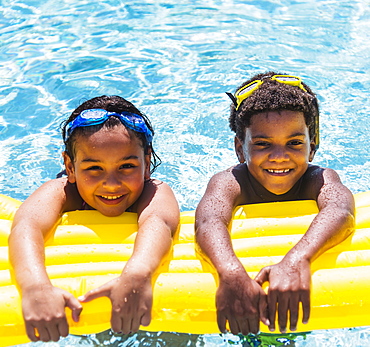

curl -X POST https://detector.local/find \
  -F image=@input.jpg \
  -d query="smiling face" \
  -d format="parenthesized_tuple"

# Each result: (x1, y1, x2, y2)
(235, 110, 315, 195)
(64, 124, 151, 217)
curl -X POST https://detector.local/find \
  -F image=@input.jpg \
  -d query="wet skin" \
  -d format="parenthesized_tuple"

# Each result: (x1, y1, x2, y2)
(195, 110, 354, 335)
(9, 123, 179, 341)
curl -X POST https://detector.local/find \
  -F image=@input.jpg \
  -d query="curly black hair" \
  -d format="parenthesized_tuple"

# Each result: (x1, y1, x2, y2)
(61, 95, 161, 173)
(229, 71, 319, 149)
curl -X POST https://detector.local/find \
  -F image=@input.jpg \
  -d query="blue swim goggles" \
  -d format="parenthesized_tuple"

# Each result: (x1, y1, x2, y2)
(64, 109, 153, 144)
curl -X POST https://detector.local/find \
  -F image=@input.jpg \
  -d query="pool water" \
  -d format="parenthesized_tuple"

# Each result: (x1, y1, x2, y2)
(1, 0, 370, 346)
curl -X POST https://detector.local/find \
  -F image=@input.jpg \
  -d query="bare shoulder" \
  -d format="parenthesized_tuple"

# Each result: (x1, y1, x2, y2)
(136, 178, 179, 213)
(204, 166, 242, 196)
(321, 167, 344, 183)
(312, 167, 355, 211)
(145, 178, 172, 190)
(16, 177, 81, 217)
(134, 178, 179, 232)
(308, 166, 347, 189)
(308, 166, 340, 182)
(140, 178, 176, 201)
(196, 166, 242, 222)
(20, 178, 68, 207)
(12, 178, 80, 234)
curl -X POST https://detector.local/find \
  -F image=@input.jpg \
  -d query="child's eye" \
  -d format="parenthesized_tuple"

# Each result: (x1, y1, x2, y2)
(86, 165, 103, 171)
(254, 141, 270, 147)
(288, 140, 304, 146)
(120, 163, 136, 169)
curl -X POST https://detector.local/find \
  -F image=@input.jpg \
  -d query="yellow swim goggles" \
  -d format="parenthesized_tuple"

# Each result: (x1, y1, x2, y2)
(232, 75, 308, 111)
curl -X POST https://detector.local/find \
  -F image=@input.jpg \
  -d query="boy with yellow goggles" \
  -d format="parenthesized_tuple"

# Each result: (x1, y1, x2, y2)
(226, 74, 318, 150)
(196, 71, 354, 337)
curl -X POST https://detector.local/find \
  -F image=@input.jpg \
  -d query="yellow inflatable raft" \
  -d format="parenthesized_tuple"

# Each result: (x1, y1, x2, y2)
(1, 192, 370, 346)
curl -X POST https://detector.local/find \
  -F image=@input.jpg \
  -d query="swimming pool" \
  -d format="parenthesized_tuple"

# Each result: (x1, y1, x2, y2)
(1, 0, 370, 346)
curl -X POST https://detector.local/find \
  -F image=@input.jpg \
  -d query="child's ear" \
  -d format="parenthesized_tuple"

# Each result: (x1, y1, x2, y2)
(309, 140, 316, 162)
(63, 152, 76, 183)
(144, 151, 151, 180)
(234, 136, 246, 163)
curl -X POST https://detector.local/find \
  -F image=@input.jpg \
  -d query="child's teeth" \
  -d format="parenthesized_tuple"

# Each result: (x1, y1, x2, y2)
(101, 195, 122, 200)
(268, 169, 290, 173)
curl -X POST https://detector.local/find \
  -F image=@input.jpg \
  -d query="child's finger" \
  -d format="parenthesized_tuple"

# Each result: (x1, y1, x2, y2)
(254, 267, 270, 286)
(301, 293, 310, 324)
(239, 318, 251, 336)
(267, 292, 277, 331)
(25, 324, 40, 342)
(216, 312, 227, 333)
(277, 297, 289, 333)
(64, 293, 83, 322)
(58, 320, 69, 338)
(140, 309, 151, 327)
(71, 306, 82, 323)
(37, 325, 51, 342)
(247, 316, 259, 335)
(78, 283, 111, 302)
(288, 293, 299, 331)
(110, 310, 123, 333)
(131, 313, 142, 333)
(258, 293, 270, 327)
(47, 324, 62, 342)
(228, 316, 241, 335)
(121, 314, 132, 335)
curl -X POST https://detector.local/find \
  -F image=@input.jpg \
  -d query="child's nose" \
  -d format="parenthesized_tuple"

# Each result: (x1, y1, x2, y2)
(103, 173, 122, 189)
(268, 146, 289, 162)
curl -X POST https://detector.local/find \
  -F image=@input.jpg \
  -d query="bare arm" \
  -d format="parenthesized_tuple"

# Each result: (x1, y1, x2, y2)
(80, 179, 179, 334)
(255, 168, 355, 332)
(8, 178, 82, 342)
(195, 170, 268, 335)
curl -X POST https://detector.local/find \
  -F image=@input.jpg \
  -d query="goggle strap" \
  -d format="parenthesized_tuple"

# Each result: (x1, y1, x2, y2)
(123, 120, 153, 144)
(226, 92, 237, 107)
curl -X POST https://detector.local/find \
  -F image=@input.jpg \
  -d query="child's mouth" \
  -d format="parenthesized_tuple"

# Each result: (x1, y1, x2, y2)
(98, 194, 125, 204)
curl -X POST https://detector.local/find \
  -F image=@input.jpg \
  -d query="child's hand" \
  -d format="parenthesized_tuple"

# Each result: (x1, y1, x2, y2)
(79, 270, 152, 334)
(22, 284, 82, 342)
(254, 257, 311, 333)
(216, 269, 268, 335)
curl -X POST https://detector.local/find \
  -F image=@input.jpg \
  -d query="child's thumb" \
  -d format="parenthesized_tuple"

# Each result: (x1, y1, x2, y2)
(140, 310, 152, 327)
(254, 267, 270, 286)
(64, 293, 83, 322)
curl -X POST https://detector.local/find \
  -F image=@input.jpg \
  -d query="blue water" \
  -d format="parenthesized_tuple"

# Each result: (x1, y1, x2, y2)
(1, 0, 370, 345)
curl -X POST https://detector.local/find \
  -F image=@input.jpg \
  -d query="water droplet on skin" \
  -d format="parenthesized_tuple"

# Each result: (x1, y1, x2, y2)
(124, 297, 128, 302)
